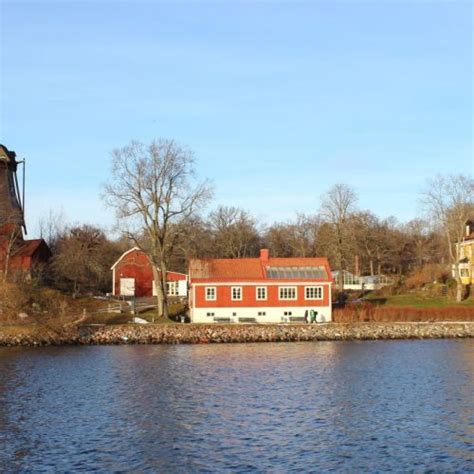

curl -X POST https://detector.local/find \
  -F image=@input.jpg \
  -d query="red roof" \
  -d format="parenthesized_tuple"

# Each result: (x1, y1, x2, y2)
(0, 238, 50, 272)
(189, 250, 332, 282)
(111, 247, 187, 277)
(16, 239, 45, 257)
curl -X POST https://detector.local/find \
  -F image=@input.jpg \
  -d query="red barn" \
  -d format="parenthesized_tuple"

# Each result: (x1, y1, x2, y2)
(189, 249, 333, 323)
(111, 247, 187, 298)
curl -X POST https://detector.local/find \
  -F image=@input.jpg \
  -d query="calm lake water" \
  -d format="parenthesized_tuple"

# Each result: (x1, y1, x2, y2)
(0, 340, 473, 472)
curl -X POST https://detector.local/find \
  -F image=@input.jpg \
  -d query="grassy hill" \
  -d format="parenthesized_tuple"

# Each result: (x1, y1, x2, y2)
(364, 293, 474, 308)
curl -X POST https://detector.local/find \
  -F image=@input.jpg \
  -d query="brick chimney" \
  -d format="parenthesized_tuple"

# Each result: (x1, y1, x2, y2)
(260, 249, 269, 262)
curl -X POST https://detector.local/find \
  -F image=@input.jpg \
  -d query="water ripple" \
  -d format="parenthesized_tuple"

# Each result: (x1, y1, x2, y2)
(0, 340, 473, 472)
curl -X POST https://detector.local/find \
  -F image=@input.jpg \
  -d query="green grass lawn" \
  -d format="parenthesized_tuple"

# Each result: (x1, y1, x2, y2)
(364, 293, 474, 308)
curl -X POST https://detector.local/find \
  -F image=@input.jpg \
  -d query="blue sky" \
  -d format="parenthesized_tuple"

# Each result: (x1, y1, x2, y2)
(1, 0, 472, 236)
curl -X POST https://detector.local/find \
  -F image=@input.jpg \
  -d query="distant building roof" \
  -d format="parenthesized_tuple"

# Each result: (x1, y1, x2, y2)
(0, 238, 51, 273)
(461, 231, 474, 242)
(16, 239, 46, 257)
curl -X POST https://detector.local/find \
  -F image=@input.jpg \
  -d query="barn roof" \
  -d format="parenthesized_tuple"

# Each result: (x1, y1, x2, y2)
(189, 250, 332, 281)
(16, 239, 48, 257)
(111, 247, 187, 276)
(0, 238, 50, 260)
(111, 247, 142, 270)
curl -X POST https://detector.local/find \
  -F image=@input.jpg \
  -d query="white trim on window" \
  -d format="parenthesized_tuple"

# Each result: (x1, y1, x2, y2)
(305, 286, 323, 300)
(231, 286, 243, 301)
(279, 286, 297, 300)
(167, 281, 179, 296)
(205, 286, 217, 301)
(256, 286, 267, 301)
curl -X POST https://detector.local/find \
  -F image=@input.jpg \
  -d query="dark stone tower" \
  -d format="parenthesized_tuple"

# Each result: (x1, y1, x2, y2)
(0, 144, 25, 237)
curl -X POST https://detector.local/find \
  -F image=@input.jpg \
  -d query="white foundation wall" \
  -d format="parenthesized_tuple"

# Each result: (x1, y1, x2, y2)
(191, 306, 332, 324)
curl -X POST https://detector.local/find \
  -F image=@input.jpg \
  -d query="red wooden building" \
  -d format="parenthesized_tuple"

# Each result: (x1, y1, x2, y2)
(188, 249, 333, 323)
(0, 238, 51, 276)
(111, 247, 187, 298)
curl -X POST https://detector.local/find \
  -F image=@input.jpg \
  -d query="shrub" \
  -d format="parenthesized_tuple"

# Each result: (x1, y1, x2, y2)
(404, 264, 449, 290)
(0, 281, 30, 323)
(0, 279, 72, 326)
(333, 303, 474, 323)
(373, 284, 399, 298)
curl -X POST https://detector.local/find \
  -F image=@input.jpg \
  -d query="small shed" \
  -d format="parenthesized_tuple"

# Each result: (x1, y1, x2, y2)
(0, 237, 51, 277)
(111, 247, 187, 298)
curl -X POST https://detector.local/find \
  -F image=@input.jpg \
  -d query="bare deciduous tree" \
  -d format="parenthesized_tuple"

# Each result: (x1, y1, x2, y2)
(0, 209, 24, 282)
(209, 206, 261, 258)
(403, 219, 430, 267)
(351, 211, 380, 276)
(320, 184, 358, 292)
(38, 208, 67, 254)
(166, 217, 214, 273)
(288, 213, 320, 257)
(103, 139, 212, 319)
(264, 222, 294, 257)
(421, 174, 474, 302)
(51, 225, 120, 297)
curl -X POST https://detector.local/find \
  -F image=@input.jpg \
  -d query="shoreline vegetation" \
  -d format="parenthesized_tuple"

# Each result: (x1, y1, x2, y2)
(2, 281, 474, 347)
(1, 321, 473, 347)
(2, 290, 474, 347)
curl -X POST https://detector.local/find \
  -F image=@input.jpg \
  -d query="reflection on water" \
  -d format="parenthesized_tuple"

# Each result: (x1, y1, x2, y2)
(0, 340, 473, 471)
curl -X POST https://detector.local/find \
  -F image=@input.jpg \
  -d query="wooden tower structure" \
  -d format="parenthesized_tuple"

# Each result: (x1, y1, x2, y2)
(0, 144, 51, 278)
(0, 144, 25, 237)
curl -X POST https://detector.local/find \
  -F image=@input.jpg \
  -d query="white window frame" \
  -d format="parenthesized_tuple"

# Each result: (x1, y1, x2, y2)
(205, 286, 216, 301)
(256, 286, 267, 301)
(166, 281, 179, 297)
(231, 286, 243, 301)
(305, 286, 323, 300)
(279, 286, 297, 300)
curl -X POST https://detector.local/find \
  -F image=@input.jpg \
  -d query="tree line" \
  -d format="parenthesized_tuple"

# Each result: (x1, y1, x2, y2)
(35, 139, 472, 312)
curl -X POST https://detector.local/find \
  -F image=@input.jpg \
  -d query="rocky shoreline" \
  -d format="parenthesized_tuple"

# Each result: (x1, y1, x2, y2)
(0, 322, 473, 346)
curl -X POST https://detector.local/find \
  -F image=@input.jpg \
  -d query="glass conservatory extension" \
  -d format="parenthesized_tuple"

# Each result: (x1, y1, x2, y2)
(332, 271, 393, 290)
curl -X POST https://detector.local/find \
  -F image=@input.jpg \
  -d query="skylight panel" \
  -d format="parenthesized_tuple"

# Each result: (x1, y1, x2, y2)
(266, 266, 328, 279)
